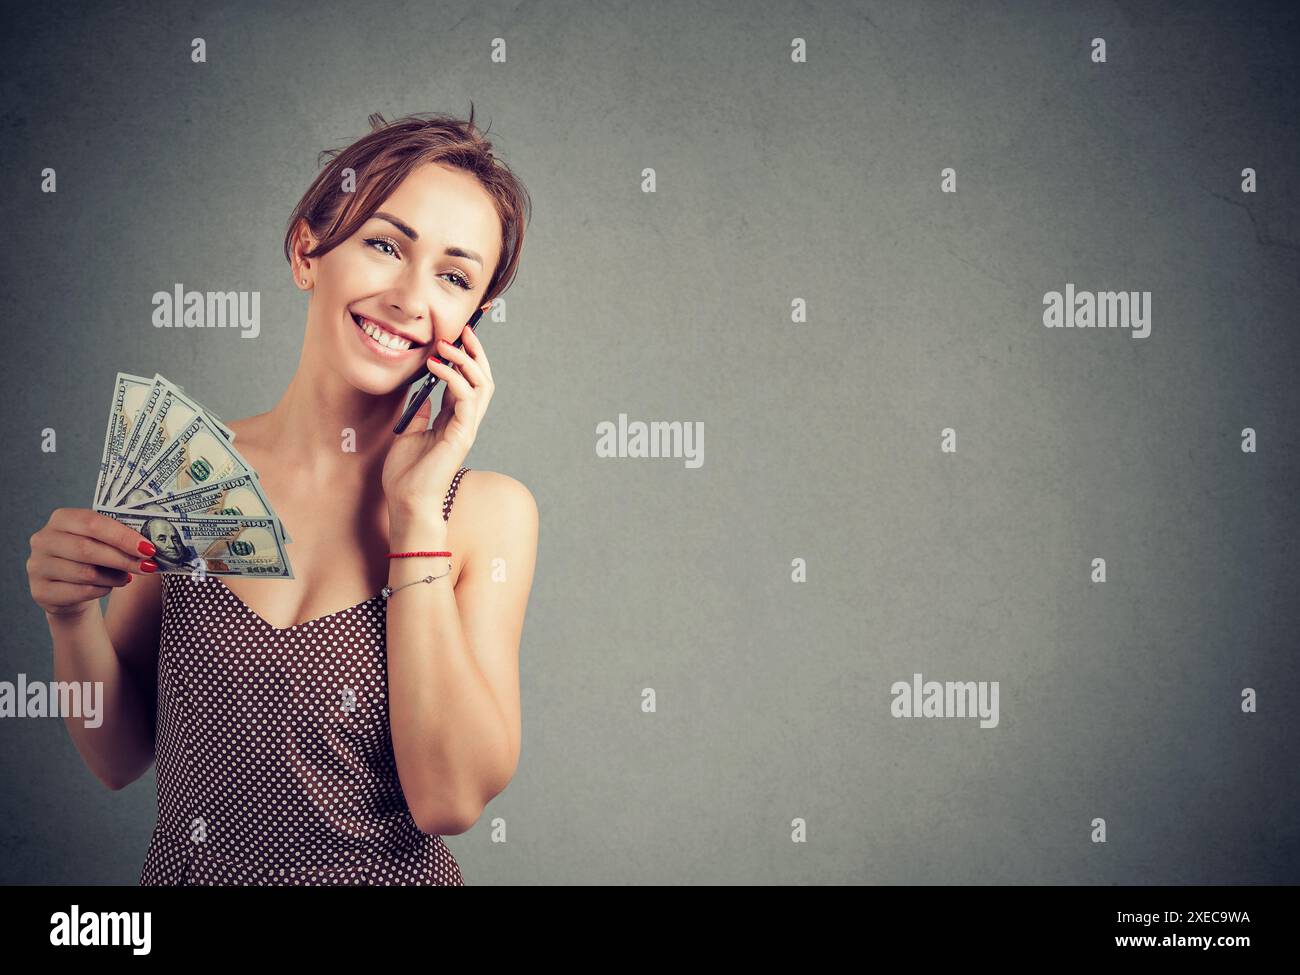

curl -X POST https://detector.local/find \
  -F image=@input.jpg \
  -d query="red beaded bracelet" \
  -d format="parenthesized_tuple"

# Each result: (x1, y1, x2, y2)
(387, 551, 453, 559)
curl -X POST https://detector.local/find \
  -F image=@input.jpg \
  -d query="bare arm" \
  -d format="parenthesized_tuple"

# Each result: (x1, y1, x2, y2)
(30, 508, 163, 790)
(386, 474, 538, 835)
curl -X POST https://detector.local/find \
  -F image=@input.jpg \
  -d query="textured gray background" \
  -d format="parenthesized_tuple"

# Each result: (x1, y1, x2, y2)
(2, 0, 1298, 884)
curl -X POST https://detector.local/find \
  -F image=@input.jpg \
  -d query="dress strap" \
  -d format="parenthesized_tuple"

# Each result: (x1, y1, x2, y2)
(442, 467, 470, 522)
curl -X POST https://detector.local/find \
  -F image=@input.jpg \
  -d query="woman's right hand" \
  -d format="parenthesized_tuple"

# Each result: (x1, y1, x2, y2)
(27, 508, 159, 619)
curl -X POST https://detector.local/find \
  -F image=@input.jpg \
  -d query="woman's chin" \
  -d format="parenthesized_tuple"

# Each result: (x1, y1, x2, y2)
(339, 360, 418, 397)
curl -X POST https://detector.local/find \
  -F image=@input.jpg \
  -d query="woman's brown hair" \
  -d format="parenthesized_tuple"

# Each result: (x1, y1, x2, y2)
(283, 104, 531, 306)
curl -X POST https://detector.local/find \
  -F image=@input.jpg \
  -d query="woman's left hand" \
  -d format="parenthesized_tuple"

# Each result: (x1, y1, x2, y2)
(382, 323, 494, 518)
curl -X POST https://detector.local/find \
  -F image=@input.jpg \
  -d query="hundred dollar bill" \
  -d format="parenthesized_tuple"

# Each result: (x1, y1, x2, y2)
(94, 373, 292, 571)
(109, 411, 254, 508)
(146, 373, 234, 441)
(95, 510, 295, 578)
(100, 375, 169, 505)
(108, 383, 228, 508)
(110, 472, 292, 544)
(102, 375, 235, 506)
(128, 374, 234, 471)
(94, 372, 155, 507)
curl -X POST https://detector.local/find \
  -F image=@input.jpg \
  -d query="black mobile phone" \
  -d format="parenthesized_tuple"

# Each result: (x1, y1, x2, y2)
(392, 302, 490, 434)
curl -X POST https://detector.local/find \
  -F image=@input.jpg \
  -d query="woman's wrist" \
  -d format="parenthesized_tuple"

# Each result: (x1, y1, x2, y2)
(389, 508, 450, 549)
(387, 516, 452, 590)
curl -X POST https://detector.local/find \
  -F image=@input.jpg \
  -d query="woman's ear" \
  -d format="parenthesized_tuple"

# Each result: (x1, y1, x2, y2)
(291, 220, 319, 289)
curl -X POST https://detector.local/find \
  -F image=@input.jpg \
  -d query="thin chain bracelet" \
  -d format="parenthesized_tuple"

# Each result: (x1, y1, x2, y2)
(381, 562, 453, 600)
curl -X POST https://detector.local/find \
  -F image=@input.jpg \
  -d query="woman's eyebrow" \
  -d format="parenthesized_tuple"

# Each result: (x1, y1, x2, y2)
(373, 211, 484, 267)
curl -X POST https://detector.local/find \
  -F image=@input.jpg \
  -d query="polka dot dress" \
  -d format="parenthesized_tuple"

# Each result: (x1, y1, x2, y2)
(139, 468, 471, 886)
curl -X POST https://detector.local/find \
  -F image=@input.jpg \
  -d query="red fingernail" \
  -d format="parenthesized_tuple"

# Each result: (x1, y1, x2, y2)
(138, 540, 156, 556)
(140, 560, 157, 573)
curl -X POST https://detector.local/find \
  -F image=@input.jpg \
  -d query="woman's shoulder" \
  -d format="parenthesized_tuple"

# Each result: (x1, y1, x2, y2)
(456, 470, 538, 546)
(458, 469, 536, 516)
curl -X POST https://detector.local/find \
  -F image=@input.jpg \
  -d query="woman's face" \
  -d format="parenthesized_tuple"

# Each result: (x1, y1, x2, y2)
(306, 162, 502, 394)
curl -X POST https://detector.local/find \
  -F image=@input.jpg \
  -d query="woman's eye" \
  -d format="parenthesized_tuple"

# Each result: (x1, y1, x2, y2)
(364, 236, 398, 257)
(442, 270, 472, 291)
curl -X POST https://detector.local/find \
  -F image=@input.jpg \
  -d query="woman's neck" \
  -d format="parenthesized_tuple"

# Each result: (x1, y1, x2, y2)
(249, 360, 409, 482)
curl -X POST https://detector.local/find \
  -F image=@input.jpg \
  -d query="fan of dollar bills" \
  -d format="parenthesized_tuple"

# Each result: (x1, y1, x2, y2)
(91, 372, 295, 578)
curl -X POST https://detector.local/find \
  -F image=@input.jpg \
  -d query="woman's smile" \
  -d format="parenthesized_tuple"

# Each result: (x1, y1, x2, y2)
(350, 310, 426, 358)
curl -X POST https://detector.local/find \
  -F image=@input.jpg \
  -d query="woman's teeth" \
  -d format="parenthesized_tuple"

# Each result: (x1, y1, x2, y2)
(353, 314, 413, 351)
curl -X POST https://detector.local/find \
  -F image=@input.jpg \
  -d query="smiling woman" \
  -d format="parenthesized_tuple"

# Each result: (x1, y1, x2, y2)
(31, 108, 539, 888)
